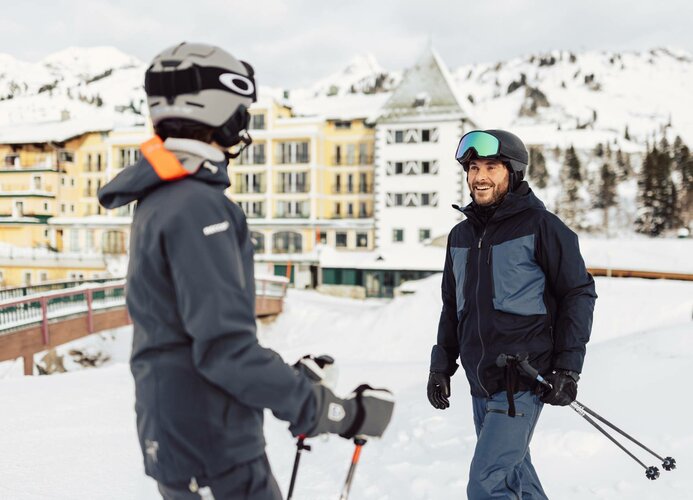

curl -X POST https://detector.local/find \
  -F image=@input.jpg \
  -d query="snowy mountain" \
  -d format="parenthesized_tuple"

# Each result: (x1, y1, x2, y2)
(2, 45, 692, 147)
(0, 46, 147, 135)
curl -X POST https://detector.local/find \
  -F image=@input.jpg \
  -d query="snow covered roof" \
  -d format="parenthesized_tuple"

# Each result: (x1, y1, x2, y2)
(380, 45, 468, 120)
(48, 216, 132, 227)
(318, 244, 445, 271)
(291, 93, 390, 122)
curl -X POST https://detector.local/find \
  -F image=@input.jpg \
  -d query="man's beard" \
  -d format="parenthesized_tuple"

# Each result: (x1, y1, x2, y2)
(471, 182, 509, 206)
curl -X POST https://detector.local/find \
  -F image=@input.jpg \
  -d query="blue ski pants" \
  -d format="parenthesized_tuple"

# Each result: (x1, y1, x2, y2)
(467, 391, 549, 499)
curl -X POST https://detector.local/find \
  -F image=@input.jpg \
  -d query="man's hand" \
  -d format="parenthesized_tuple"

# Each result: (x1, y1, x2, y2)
(427, 372, 451, 409)
(541, 370, 579, 406)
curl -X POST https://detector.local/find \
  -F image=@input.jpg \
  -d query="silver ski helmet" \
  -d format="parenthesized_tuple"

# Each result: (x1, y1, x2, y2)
(455, 129, 529, 185)
(144, 42, 256, 148)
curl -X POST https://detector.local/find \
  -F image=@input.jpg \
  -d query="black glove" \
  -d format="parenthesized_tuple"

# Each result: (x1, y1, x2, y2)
(427, 372, 450, 410)
(541, 370, 579, 406)
(308, 384, 395, 439)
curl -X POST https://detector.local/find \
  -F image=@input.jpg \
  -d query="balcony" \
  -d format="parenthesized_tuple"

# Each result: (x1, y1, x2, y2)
(235, 156, 266, 166)
(331, 184, 372, 194)
(275, 213, 310, 219)
(331, 155, 373, 166)
(233, 184, 266, 194)
(275, 154, 310, 165)
(277, 184, 310, 194)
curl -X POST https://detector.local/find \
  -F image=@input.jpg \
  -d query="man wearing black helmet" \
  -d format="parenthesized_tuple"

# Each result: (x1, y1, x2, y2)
(98, 42, 394, 500)
(426, 130, 596, 499)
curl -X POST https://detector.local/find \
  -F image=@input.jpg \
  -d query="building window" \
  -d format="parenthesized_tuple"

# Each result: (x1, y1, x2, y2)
(419, 228, 431, 242)
(359, 172, 368, 193)
(71, 204, 76, 213)
(421, 193, 430, 206)
(71, 178, 75, 187)
(43, 202, 49, 211)
(394, 130, 404, 143)
(336, 232, 348, 247)
(69, 230, 80, 252)
(395, 162, 403, 174)
(273, 231, 302, 253)
(60, 203, 66, 214)
(250, 231, 265, 253)
(359, 202, 368, 217)
(393, 229, 404, 243)
(335, 203, 341, 216)
(276, 201, 309, 218)
(421, 129, 431, 142)
(335, 120, 351, 129)
(358, 143, 369, 164)
(4, 154, 19, 167)
(395, 193, 403, 206)
(33, 176, 42, 190)
(356, 232, 368, 248)
(253, 143, 266, 164)
(250, 114, 266, 130)
(422, 161, 431, 174)
(23, 271, 32, 285)
(40, 271, 48, 283)
(61, 177, 66, 186)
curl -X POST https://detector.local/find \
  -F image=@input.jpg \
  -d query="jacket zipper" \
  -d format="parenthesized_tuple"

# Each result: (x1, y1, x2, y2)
(476, 228, 490, 398)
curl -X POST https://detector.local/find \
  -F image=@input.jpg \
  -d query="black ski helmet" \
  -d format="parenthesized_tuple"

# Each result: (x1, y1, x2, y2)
(144, 42, 257, 149)
(457, 129, 529, 186)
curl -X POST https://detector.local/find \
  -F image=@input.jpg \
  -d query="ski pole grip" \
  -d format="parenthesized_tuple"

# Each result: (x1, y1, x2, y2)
(518, 359, 540, 380)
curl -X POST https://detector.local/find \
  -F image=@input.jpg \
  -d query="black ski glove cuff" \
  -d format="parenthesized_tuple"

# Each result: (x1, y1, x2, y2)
(540, 370, 579, 406)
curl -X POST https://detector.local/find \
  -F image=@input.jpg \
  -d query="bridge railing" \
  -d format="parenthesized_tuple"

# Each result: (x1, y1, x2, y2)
(0, 275, 289, 334)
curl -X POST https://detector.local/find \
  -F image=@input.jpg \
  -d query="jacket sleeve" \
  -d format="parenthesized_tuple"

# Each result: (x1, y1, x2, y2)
(162, 199, 317, 436)
(430, 234, 460, 376)
(538, 214, 597, 373)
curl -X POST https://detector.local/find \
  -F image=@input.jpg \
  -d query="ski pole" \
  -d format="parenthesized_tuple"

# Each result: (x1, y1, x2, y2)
(497, 354, 676, 480)
(511, 354, 677, 472)
(287, 434, 310, 500)
(339, 437, 367, 500)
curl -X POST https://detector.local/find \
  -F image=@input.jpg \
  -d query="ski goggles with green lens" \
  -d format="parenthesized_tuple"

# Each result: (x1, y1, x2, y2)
(455, 131, 500, 168)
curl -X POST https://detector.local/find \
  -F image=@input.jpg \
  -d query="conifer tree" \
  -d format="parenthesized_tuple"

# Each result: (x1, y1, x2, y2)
(558, 145, 584, 230)
(528, 147, 548, 189)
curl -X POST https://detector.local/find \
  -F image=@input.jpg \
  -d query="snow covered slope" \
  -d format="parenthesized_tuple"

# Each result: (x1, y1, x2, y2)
(0, 276, 691, 499)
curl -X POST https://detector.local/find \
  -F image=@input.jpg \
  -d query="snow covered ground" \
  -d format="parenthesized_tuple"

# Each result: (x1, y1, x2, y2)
(0, 275, 692, 499)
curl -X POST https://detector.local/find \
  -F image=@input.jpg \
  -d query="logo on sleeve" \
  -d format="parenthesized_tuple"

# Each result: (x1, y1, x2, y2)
(328, 402, 346, 422)
(203, 220, 230, 236)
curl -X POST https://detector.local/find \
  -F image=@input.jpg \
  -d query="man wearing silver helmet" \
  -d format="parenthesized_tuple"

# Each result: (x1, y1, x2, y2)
(426, 130, 596, 499)
(99, 42, 394, 499)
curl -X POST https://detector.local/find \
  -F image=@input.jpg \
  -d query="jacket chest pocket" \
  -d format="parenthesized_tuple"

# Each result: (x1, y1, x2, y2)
(450, 246, 470, 320)
(491, 234, 546, 316)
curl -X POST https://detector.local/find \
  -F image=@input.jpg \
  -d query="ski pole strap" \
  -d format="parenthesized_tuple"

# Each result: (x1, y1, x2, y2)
(504, 359, 519, 417)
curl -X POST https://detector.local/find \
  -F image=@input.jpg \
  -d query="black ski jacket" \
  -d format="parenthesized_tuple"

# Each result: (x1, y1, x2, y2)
(430, 183, 597, 397)
(98, 138, 317, 485)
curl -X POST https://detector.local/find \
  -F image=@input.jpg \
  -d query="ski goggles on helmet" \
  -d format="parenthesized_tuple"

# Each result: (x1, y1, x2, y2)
(455, 131, 500, 169)
(145, 63, 257, 103)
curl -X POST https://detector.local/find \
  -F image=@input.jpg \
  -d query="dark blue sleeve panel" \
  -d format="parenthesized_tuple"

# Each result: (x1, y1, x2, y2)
(162, 198, 316, 436)
(430, 234, 460, 376)
(537, 213, 597, 373)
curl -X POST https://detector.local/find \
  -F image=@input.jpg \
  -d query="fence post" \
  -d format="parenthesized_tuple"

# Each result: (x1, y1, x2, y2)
(86, 289, 94, 334)
(40, 296, 49, 345)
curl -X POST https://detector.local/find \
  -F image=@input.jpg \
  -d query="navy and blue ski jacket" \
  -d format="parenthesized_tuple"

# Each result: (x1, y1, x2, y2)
(430, 183, 597, 398)
(98, 137, 318, 485)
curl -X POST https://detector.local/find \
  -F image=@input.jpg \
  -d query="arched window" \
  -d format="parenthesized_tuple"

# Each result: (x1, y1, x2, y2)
(250, 231, 265, 254)
(272, 231, 302, 253)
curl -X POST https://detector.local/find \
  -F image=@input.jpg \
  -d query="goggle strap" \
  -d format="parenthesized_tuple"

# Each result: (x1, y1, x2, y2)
(145, 64, 256, 102)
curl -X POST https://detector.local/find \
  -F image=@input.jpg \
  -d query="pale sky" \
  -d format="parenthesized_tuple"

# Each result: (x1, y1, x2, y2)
(2, 0, 692, 88)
